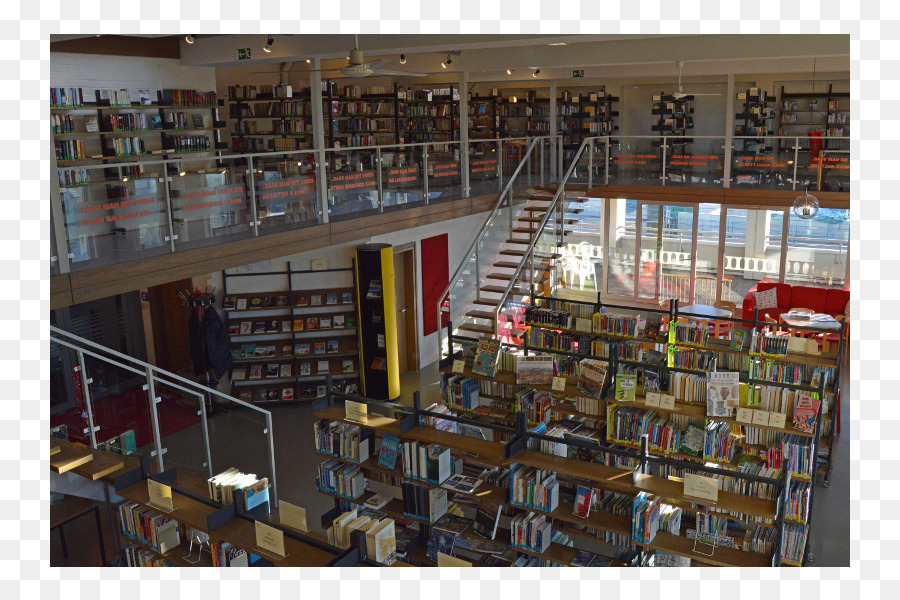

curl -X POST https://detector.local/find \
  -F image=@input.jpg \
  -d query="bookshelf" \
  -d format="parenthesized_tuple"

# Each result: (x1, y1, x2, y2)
(468, 96, 499, 141)
(225, 84, 313, 153)
(355, 244, 401, 401)
(558, 90, 619, 161)
(222, 261, 363, 405)
(651, 93, 694, 155)
(733, 88, 776, 163)
(401, 86, 459, 145)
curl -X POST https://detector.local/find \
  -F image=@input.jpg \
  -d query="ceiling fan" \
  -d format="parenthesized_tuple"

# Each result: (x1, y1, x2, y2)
(670, 60, 721, 99)
(311, 35, 428, 78)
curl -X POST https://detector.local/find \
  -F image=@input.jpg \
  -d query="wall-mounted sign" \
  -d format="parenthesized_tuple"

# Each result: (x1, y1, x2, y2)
(235, 48, 252, 61)
(572, 70, 584, 78)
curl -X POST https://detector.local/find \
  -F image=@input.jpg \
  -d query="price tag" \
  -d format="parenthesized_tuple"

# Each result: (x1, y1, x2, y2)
(147, 479, 174, 512)
(551, 376, 567, 392)
(575, 318, 592, 333)
(644, 392, 661, 408)
(683, 473, 719, 503)
(659, 394, 676, 410)
(345, 399, 368, 424)
(752, 410, 770, 426)
(768, 412, 787, 429)
(736, 407, 754, 424)
(254, 520, 286, 558)
(279, 500, 308, 532)
(452, 359, 465, 373)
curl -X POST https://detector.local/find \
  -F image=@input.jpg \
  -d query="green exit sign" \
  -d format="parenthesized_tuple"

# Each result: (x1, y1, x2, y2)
(235, 48, 252, 61)
(572, 70, 584, 78)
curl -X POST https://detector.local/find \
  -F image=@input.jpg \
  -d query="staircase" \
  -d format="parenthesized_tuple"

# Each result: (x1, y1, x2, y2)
(438, 136, 600, 357)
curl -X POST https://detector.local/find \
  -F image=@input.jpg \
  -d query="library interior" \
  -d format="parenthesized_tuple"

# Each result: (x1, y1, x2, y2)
(48, 33, 850, 569)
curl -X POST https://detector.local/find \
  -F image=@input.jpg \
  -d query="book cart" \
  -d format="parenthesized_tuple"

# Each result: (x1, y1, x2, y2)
(222, 260, 363, 405)
(49, 437, 404, 567)
(311, 377, 803, 567)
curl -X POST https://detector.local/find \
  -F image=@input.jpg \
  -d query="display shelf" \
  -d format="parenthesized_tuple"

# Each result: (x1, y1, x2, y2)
(440, 363, 585, 398)
(124, 537, 213, 567)
(640, 531, 771, 568)
(509, 495, 632, 537)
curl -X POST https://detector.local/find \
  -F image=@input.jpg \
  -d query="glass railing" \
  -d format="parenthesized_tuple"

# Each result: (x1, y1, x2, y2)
(51, 135, 848, 276)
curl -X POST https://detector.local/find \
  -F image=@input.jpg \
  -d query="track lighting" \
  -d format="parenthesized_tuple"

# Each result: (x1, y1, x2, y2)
(400, 54, 407, 64)
(306, 59, 311, 64)
(185, 35, 195, 44)
(442, 55, 452, 69)
(263, 35, 274, 53)
(507, 69, 513, 75)
(533, 69, 540, 77)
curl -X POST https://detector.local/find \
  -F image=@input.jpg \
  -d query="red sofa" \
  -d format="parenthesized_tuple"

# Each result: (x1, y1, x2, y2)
(741, 281, 849, 324)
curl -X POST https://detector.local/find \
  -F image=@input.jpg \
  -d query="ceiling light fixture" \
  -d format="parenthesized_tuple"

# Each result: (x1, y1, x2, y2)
(306, 59, 310, 64)
(442, 54, 452, 69)
(185, 35, 195, 44)
(507, 69, 512, 75)
(263, 35, 274, 53)
(400, 54, 407, 64)
(549, 42, 567, 46)
(533, 69, 540, 77)
(792, 185, 819, 220)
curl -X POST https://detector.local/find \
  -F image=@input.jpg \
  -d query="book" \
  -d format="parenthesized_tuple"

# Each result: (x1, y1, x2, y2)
(515, 355, 555, 385)
(342, 360, 354, 373)
(236, 298, 248, 310)
(327, 340, 340, 354)
(792, 392, 821, 434)
(249, 297, 263, 309)
(239, 322, 252, 335)
(471, 336, 502, 378)
(275, 295, 288, 307)
(614, 373, 637, 402)
(730, 330, 746, 351)
(644, 370, 660, 393)
(573, 485, 592, 518)
(293, 319, 304, 331)
(223, 296, 236, 310)
(281, 344, 292, 356)
(266, 363, 279, 378)
(707, 371, 740, 417)
(281, 320, 292, 333)
(377, 334, 385, 348)
(192, 113, 205, 128)
(341, 292, 353, 304)
(299, 363, 311, 376)
(644, 314, 662, 340)
(138, 89, 153, 106)
(320, 317, 332, 329)
(578, 359, 608, 398)
(265, 296, 277, 309)
(317, 360, 329, 374)
(228, 323, 240, 335)
(345, 316, 356, 329)
(311, 295, 322, 306)
(441, 474, 482, 494)
(266, 388, 279, 401)
(149, 115, 162, 130)
(295, 296, 308, 307)
(572, 550, 596, 567)
(326, 293, 338, 305)
(306, 317, 319, 330)
(367, 280, 382, 299)
(253, 321, 266, 334)
(294, 343, 310, 356)
(265, 345, 276, 357)
(279, 364, 292, 378)
(363, 493, 391, 511)
(333, 315, 345, 329)
(281, 387, 294, 401)
(313, 342, 326, 355)
(232, 367, 246, 380)
(473, 504, 502, 540)
(254, 345, 266, 358)
(238, 389, 252, 403)
(371, 357, 386, 370)
(379, 433, 401, 469)
(316, 385, 327, 397)
(249, 365, 262, 379)
(266, 320, 279, 333)
(372, 309, 382, 324)
(680, 423, 705, 456)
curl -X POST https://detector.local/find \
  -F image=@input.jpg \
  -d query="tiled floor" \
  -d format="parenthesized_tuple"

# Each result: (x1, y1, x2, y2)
(52, 358, 850, 567)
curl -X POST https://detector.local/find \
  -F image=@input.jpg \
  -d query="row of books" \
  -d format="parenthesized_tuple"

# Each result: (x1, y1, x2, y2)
(317, 460, 367, 499)
(226, 292, 353, 310)
(232, 362, 292, 379)
(751, 330, 790, 356)
(229, 315, 354, 335)
(123, 545, 175, 567)
(590, 339, 645, 361)
(110, 136, 147, 157)
(252, 101, 311, 118)
(671, 347, 715, 371)
(327, 508, 397, 564)
(670, 371, 708, 403)
(704, 421, 738, 463)
(210, 541, 250, 567)
(510, 512, 555, 553)
(607, 404, 695, 455)
(313, 420, 372, 463)
(161, 89, 217, 107)
(441, 375, 481, 411)
(206, 468, 270, 510)
(787, 480, 811, 524)
(54, 139, 87, 161)
(400, 442, 452, 484)
(58, 168, 91, 187)
(118, 503, 180, 554)
(51, 114, 77, 134)
(672, 322, 709, 347)
(50, 86, 85, 107)
(168, 135, 211, 152)
(231, 340, 346, 359)
(106, 112, 153, 132)
(631, 492, 661, 544)
(401, 482, 448, 523)
(781, 522, 809, 565)
(510, 463, 560, 511)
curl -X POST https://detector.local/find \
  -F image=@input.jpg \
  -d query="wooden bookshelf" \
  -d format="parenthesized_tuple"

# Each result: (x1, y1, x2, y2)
(124, 536, 214, 567)
(641, 531, 771, 568)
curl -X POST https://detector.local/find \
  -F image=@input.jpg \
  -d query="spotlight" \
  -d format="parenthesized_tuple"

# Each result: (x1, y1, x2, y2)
(400, 54, 407, 65)
(122, 176, 129, 182)
(507, 69, 512, 75)
(179, 170, 186, 177)
(511, 96, 517, 103)
(185, 35, 195, 44)
(263, 35, 274, 53)
(533, 69, 540, 77)
(306, 59, 311, 63)
(442, 55, 452, 68)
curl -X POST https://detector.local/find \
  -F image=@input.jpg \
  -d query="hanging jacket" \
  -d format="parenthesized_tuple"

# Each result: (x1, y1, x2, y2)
(188, 306, 233, 379)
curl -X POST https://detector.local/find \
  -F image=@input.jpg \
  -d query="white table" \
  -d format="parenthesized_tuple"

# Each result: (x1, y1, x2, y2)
(678, 304, 732, 319)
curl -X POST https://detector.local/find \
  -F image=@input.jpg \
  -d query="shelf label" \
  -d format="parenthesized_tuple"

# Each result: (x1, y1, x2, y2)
(551, 376, 567, 392)
(345, 399, 368, 425)
(310, 258, 328, 271)
(438, 552, 472, 567)
(752, 410, 770, 426)
(452, 359, 466, 374)
(645, 392, 661, 408)
(768, 412, 787, 429)
(255, 520, 286, 557)
(575, 318, 592, 333)
(659, 394, 676, 411)
(683, 473, 719, 503)
(279, 500, 308, 532)
(147, 479, 174, 512)
(235, 48, 252, 61)
(736, 407, 754, 424)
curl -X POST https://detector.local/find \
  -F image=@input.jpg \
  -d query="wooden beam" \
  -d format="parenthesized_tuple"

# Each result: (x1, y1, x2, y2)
(50, 274, 74, 310)
(586, 185, 849, 209)
(50, 35, 181, 59)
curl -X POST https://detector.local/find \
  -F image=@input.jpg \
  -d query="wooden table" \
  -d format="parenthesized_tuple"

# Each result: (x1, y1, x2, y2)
(51, 494, 107, 566)
(678, 304, 732, 319)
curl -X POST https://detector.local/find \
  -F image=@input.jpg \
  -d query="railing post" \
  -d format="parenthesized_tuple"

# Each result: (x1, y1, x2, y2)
(247, 156, 260, 236)
(475, 245, 481, 301)
(792, 138, 800, 191)
(588, 141, 594, 189)
(605, 136, 610, 185)
(161, 167, 177, 252)
(144, 366, 165, 472)
(423, 146, 430, 205)
(376, 147, 384, 213)
(539, 139, 545, 186)
(498, 140, 504, 191)
(661, 137, 667, 186)
(197, 389, 213, 477)
(266, 411, 278, 509)
(76, 351, 99, 449)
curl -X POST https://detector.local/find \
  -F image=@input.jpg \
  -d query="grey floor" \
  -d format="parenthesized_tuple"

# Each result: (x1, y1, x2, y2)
(157, 358, 849, 566)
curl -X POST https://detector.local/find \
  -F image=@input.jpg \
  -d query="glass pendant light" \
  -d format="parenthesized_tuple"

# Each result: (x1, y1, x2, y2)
(792, 185, 819, 220)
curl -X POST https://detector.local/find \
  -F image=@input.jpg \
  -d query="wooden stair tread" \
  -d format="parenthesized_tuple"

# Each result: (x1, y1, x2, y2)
(480, 285, 527, 294)
(506, 239, 532, 245)
(518, 216, 578, 223)
(499, 249, 527, 256)
(50, 442, 95, 474)
(458, 323, 495, 334)
(472, 298, 502, 306)
(493, 260, 551, 269)
(466, 310, 497, 320)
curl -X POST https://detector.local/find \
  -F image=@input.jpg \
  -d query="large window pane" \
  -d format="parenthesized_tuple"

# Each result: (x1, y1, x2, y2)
(606, 198, 634, 297)
(783, 208, 849, 289)
(721, 207, 783, 304)
(694, 203, 722, 304)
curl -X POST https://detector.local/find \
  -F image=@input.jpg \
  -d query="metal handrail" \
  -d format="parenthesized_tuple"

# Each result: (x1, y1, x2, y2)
(435, 136, 552, 355)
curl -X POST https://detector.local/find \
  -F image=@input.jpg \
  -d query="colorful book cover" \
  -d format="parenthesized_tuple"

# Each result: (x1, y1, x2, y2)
(239, 322, 252, 335)
(327, 340, 340, 353)
(236, 298, 247, 310)
(707, 371, 740, 417)
(515, 355, 555, 385)
(326, 293, 338, 305)
(342, 360, 354, 373)
(333, 315, 345, 328)
(341, 292, 353, 304)
(471, 336, 502, 377)
(243, 478, 270, 512)
(730, 330, 745, 351)
(572, 550, 595, 567)
(295, 296, 308, 307)
(577, 359, 608, 399)
(281, 387, 294, 401)
(310, 295, 322, 306)
(306, 317, 319, 330)
(313, 342, 326, 355)
(614, 373, 637, 402)
(792, 392, 821, 434)
(378, 433, 401, 469)
(573, 485, 592, 518)
(295, 343, 310, 356)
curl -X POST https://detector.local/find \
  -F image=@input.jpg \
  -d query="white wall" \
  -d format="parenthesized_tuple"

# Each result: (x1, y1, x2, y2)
(200, 211, 486, 370)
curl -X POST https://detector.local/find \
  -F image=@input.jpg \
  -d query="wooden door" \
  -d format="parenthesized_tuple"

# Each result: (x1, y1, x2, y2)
(148, 278, 194, 374)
